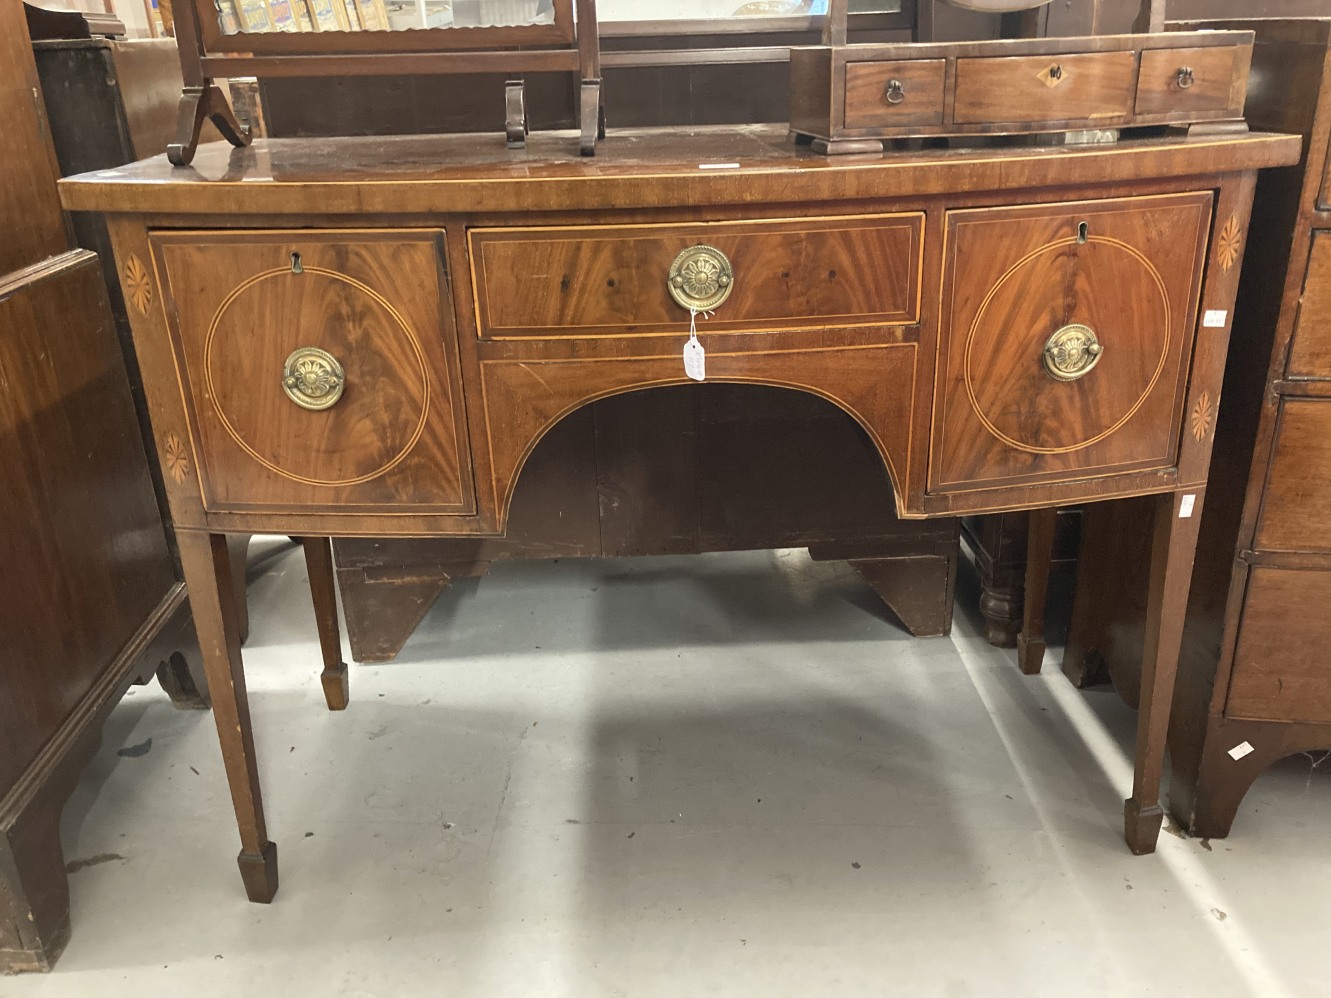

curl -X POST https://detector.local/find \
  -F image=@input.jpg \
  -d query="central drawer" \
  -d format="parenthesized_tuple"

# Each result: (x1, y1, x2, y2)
(952, 51, 1136, 126)
(469, 214, 923, 339)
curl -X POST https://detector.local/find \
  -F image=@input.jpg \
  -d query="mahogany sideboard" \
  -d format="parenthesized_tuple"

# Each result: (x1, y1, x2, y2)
(1063, 18, 1331, 838)
(60, 124, 1298, 902)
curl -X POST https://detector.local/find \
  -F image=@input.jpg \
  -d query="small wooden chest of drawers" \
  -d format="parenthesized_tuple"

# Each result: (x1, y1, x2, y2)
(791, 31, 1252, 154)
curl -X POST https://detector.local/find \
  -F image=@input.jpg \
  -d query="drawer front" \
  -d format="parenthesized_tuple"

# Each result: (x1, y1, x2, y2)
(844, 60, 946, 128)
(1254, 399, 1331, 552)
(931, 192, 1212, 492)
(155, 230, 474, 514)
(953, 51, 1136, 126)
(1135, 46, 1242, 116)
(1228, 567, 1331, 724)
(470, 214, 923, 338)
(1287, 231, 1331, 378)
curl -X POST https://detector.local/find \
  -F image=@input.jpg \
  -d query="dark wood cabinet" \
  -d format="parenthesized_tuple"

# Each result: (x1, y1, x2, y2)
(2, 13, 201, 974)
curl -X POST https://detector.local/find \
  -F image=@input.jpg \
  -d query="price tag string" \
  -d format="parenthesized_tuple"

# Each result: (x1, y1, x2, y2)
(684, 307, 712, 382)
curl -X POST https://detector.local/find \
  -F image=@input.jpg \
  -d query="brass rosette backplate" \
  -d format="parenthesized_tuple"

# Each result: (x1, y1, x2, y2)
(667, 244, 735, 312)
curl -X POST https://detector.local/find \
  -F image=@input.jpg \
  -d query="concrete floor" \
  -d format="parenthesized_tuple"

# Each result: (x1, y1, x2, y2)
(7, 544, 1330, 997)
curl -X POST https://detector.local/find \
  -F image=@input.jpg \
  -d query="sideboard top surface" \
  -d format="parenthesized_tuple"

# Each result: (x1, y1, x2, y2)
(59, 124, 1300, 216)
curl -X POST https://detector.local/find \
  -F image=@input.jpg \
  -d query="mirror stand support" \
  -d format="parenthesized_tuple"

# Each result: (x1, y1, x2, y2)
(167, 0, 250, 167)
(505, 80, 528, 150)
(167, 83, 252, 167)
(579, 78, 603, 157)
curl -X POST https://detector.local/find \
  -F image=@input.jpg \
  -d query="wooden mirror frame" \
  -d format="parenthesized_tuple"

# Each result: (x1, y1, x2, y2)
(168, 0, 602, 165)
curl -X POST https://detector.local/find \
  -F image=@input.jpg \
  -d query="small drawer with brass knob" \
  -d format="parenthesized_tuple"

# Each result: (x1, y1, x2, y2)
(843, 59, 945, 129)
(1136, 46, 1244, 115)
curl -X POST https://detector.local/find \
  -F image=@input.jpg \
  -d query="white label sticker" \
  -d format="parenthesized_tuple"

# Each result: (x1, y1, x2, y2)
(1179, 494, 1197, 518)
(683, 335, 706, 381)
(1203, 310, 1229, 328)
(1228, 741, 1255, 761)
(698, 162, 740, 170)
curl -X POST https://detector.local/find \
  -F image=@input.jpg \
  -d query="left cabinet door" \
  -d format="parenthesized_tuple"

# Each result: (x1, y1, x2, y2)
(154, 230, 474, 515)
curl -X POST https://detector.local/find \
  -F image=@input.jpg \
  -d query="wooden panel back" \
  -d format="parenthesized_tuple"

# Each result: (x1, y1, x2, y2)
(1287, 231, 1331, 379)
(470, 215, 923, 339)
(952, 51, 1136, 125)
(1227, 566, 1331, 724)
(155, 230, 474, 514)
(1253, 399, 1331, 552)
(932, 192, 1212, 492)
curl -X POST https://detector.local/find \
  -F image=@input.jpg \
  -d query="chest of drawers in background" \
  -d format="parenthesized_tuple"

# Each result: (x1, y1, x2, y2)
(1064, 18, 1331, 838)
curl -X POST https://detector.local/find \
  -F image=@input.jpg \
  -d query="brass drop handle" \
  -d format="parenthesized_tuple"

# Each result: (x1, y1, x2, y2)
(884, 79, 906, 105)
(282, 346, 345, 411)
(1176, 66, 1196, 89)
(667, 244, 735, 311)
(1042, 324, 1103, 382)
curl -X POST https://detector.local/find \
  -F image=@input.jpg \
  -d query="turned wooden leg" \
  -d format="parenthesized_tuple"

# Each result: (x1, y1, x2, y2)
(1016, 507, 1057, 675)
(1124, 489, 1204, 855)
(177, 531, 277, 903)
(301, 537, 349, 711)
(167, 83, 251, 167)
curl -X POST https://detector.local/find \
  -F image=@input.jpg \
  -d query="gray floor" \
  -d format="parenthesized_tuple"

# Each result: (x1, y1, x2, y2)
(7, 544, 1330, 997)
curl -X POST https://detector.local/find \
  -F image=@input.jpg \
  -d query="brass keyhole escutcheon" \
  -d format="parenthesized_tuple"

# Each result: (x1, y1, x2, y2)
(282, 346, 345, 410)
(1177, 66, 1196, 89)
(1042, 324, 1103, 382)
(667, 244, 735, 311)
(884, 79, 905, 105)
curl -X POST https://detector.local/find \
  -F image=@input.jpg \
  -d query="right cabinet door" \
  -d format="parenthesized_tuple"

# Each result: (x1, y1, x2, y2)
(930, 191, 1212, 494)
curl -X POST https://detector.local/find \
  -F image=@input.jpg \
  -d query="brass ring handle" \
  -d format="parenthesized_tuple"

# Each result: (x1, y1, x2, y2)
(282, 346, 345, 411)
(1176, 66, 1196, 89)
(1042, 324, 1103, 382)
(884, 79, 906, 105)
(667, 244, 735, 311)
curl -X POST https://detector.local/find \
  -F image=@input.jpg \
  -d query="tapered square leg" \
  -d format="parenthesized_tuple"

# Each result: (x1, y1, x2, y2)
(1125, 489, 1205, 856)
(237, 842, 279, 903)
(1124, 799, 1165, 855)
(1017, 507, 1058, 675)
(177, 531, 277, 903)
(302, 537, 349, 711)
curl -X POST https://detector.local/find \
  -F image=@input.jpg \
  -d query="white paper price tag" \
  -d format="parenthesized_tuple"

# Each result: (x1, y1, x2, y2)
(684, 333, 706, 381)
(1179, 494, 1196, 518)
(1203, 310, 1229, 328)
(683, 309, 708, 381)
(1228, 741, 1255, 761)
